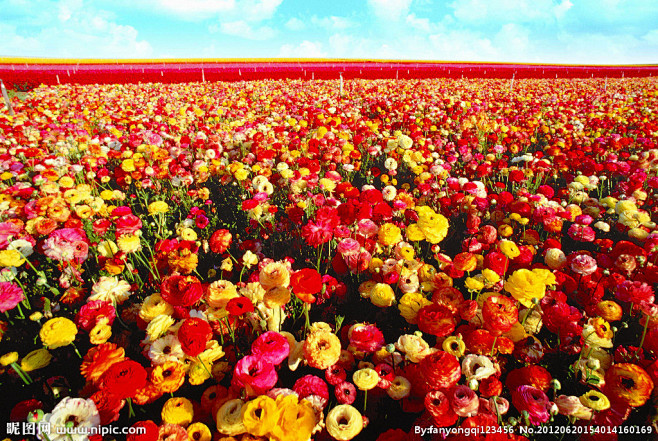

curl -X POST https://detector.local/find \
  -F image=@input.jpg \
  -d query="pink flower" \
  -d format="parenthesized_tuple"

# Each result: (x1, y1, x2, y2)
(570, 254, 598, 276)
(251, 331, 290, 365)
(511, 385, 553, 425)
(43, 228, 89, 263)
(115, 214, 142, 236)
(567, 224, 596, 242)
(615, 280, 654, 304)
(337, 238, 360, 256)
(0, 282, 24, 313)
(75, 300, 116, 332)
(232, 355, 278, 397)
(293, 374, 329, 404)
(449, 385, 479, 417)
(348, 323, 385, 353)
(0, 222, 21, 249)
(335, 381, 356, 404)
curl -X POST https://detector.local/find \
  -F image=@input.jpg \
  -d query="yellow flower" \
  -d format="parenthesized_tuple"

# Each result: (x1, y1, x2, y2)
(20, 348, 51, 371)
(482, 268, 501, 285)
(0, 249, 25, 267)
(206, 280, 238, 308)
(304, 330, 342, 370)
(161, 397, 194, 427)
(96, 240, 118, 259)
(0, 352, 18, 366)
(148, 201, 169, 214)
(121, 158, 136, 172)
(40, 317, 77, 349)
(504, 269, 547, 308)
(220, 258, 233, 272)
(145, 314, 175, 342)
(370, 283, 395, 307)
(216, 399, 247, 436)
(263, 286, 291, 308)
(117, 234, 141, 253)
(378, 223, 402, 246)
(442, 335, 466, 357)
(180, 227, 197, 241)
(353, 368, 380, 390)
(242, 250, 258, 268)
(89, 318, 112, 345)
(579, 390, 610, 411)
(387, 376, 411, 400)
(58, 176, 75, 188)
(413, 206, 449, 244)
(326, 405, 363, 441)
(465, 276, 484, 291)
(187, 423, 212, 441)
(499, 240, 520, 258)
(259, 261, 290, 290)
(139, 293, 174, 323)
(398, 292, 431, 324)
(241, 395, 278, 437)
(270, 395, 316, 441)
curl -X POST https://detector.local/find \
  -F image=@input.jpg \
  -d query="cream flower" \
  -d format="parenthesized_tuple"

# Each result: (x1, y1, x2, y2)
(88, 276, 132, 304)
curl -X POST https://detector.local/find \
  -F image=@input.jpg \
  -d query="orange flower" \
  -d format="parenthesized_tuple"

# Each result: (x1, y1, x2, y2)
(604, 363, 654, 407)
(151, 361, 186, 393)
(80, 343, 125, 385)
(133, 381, 164, 405)
(482, 295, 518, 336)
(453, 252, 477, 272)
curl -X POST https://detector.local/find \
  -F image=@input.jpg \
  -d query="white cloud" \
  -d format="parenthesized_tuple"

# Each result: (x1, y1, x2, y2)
(285, 17, 306, 31)
(405, 13, 436, 33)
(449, 0, 568, 24)
(367, 0, 413, 22)
(152, 0, 281, 22)
(0, 1, 152, 58)
(310, 16, 355, 31)
(279, 41, 327, 57)
(215, 20, 276, 40)
(643, 29, 658, 44)
(494, 24, 532, 59)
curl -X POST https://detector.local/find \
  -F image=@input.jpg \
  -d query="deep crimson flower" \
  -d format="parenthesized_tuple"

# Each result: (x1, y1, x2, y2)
(335, 381, 357, 404)
(160, 274, 204, 307)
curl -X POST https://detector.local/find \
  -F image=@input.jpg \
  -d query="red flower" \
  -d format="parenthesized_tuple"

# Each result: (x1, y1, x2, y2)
(90, 389, 125, 425)
(417, 303, 457, 337)
(160, 274, 203, 307)
(479, 375, 503, 398)
(100, 359, 147, 399)
(484, 251, 509, 276)
(419, 351, 461, 391)
(506, 365, 552, 393)
(349, 323, 385, 353)
(482, 295, 518, 336)
(226, 296, 254, 316)
(178, 317, 213, 357)
(127, 420, 159, 441)
(290, 268, 323, 303)
(425, 390, 459, 427)
(209, 229, 232, 253)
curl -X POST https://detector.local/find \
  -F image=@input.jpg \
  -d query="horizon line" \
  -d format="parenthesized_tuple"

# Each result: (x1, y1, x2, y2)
(1, 56, 657, 67)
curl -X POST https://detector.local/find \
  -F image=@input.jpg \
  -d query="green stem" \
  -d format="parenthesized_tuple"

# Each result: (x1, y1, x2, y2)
(636, 315, 650, 355)
(127, 397, 135, 418)
(11, 362, 32, 385)
(197, 355, 214, 379)
(363, 389, 368, 413)
(490, 335, 498, 357)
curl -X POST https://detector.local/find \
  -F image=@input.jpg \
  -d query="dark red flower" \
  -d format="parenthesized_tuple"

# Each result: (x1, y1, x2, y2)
(226, 296, 254, 316)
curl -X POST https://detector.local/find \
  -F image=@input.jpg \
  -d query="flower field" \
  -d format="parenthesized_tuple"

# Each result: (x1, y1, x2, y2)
(1, 74, 658, 441)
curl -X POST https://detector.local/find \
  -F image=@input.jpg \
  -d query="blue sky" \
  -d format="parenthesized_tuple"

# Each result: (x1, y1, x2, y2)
(1, 0, 657, 63)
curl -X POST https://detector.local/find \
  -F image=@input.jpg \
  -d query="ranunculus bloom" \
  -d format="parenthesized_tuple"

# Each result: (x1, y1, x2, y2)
(160, 274, 203, 307)
(290, 268, 323, 303)
(241, 395, 277, 437)
(100, 359, 148, 399)
(325, 404, 363, 441)
(305, 330, 342, 369)
(232, 355, 278, 397)
(178, 317, 213, 357)
(0, 281, 24, 313)
(425, 390, 459, 427)
(251, 331, 290, 365)
(482, 295, 518, 336)
(226, 296, 254, 316)
(450, 384, 479, 417)
(293, 374, 329, 404)
(603, 363, 654, 407)
(511, 385, 553, 425)
(419, 351, 461, 392)
(506, 365, 553, 393)
(348, 323, 385, 353)
(417, 303, 457, 337)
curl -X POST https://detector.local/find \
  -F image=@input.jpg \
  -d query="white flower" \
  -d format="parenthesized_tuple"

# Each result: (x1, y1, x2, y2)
(148, 334, 185, 365)
(8, 239, 33, 257)
(88, 276, 132, 304)
(462, 354, 497, 382)
(39, 397, 100, 441)
(384, 158, 398, 171)
(382, 185, 397, 202)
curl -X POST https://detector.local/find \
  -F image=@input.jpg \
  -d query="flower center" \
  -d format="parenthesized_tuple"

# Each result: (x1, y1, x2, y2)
(621, 377, 635, 389)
